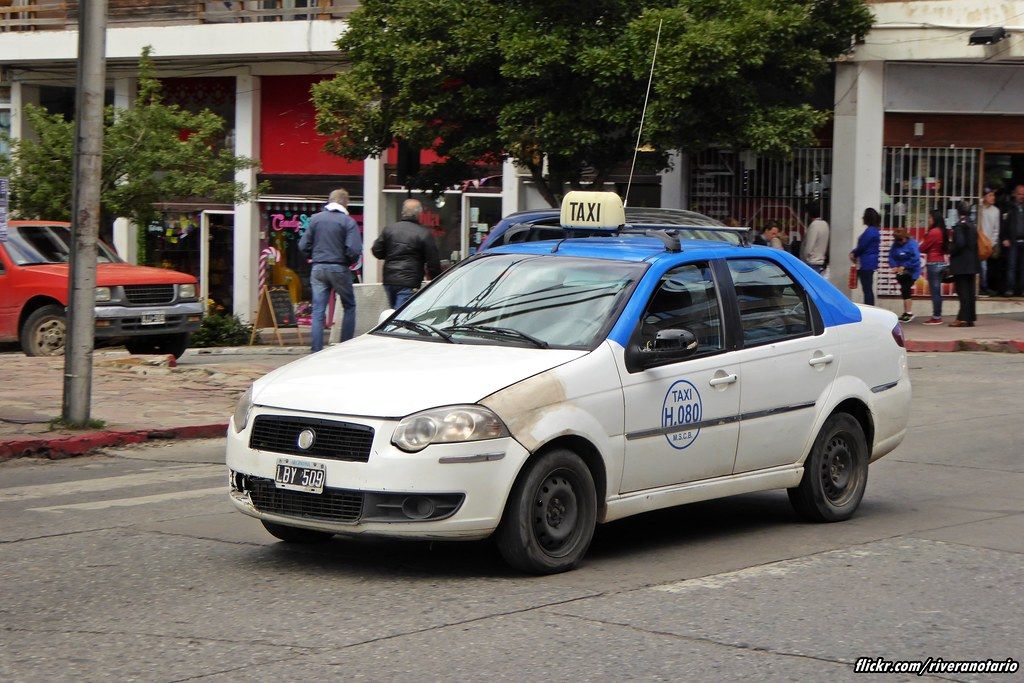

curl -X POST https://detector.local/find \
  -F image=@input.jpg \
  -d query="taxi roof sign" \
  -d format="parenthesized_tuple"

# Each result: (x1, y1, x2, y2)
(560, 191, 626, 230)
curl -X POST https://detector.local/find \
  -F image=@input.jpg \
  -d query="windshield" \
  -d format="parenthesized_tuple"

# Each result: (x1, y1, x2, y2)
(376, 254, 645, 349)
(4, 225, 123, 265)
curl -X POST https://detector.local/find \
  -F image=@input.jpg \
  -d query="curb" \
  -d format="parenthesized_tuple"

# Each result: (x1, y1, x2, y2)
(0, 423, 228, 462)
(906, 339, 1024, 353)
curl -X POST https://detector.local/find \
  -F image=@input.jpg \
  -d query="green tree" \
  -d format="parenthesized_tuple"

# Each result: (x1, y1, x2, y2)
(313, 0, 873, 206)
(1, 48, 263, 246)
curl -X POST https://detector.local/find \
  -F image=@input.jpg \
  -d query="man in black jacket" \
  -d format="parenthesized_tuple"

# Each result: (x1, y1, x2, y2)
(372, 199, 442, 308)
(949, 201, 979, 327)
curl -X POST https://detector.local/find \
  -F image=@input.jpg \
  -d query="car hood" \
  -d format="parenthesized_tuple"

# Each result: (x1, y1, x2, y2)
(251, 334, 587, 418)
(17, 263, 196, 286)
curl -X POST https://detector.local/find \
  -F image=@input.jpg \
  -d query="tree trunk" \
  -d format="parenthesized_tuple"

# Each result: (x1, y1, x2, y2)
(525, 160, 559, 208)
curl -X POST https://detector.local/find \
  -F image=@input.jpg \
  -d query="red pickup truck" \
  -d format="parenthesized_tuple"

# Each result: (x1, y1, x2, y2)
(0, 221, 203, 358)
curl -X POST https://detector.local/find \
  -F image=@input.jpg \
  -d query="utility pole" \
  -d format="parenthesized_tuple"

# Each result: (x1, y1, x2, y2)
(62, 0, 108, 425)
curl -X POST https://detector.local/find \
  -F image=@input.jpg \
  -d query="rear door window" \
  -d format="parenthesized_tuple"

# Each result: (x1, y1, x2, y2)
(726, 259, 811, 347)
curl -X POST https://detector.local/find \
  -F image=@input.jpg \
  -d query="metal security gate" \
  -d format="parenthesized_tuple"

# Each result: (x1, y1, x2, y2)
(688, 148, 832, 240)
(878, 147, 982, 297)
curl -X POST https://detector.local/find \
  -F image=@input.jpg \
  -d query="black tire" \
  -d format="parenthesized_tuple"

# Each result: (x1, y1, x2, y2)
(261, 520, 333, 544)
(125, 333, 190, 359)
(788, 412, 869, 522)
(20, 304, 67, 356)
(496, 448, 597, 574)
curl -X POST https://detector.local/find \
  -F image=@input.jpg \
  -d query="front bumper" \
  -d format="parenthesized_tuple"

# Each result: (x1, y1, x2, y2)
(225, 405, 531, 540)
(93, 301, 204, 338)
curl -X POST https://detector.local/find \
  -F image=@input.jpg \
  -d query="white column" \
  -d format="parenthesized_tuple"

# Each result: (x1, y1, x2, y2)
(501, 157, 521, 216)
(361, 155, 385, 285)
(233, 73, 261, 322)
(830, 61, 885, 298)
(10, 81, 40, 142)
(660, 151, 688, 209)
(112, 77, 139, 263)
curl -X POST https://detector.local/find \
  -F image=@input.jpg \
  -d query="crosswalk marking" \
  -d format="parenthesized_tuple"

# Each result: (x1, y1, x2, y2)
(29, 487, 227, 512)
(0, 465, 223, 503)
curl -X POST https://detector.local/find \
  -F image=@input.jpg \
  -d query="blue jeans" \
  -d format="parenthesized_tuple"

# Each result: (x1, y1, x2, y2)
(926, 263, 944, 318)
(858, 269, 875, 306)
(1007, 241, 1024, 295)
(384, 284, 414, 310)
(310, 264, 356, 352)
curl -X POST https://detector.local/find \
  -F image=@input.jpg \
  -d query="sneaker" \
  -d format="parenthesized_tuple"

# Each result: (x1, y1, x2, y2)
(923, 317, 943, 325)
(948, 320, 968, 327)
(898, 313, 914, 323)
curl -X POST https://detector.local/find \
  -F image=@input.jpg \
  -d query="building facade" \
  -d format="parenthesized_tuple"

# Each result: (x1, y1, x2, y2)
(3, 0, 1023, 320)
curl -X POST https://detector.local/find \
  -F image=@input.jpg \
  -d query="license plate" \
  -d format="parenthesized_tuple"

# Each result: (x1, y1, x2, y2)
(140, 313, 166, 326)
(274, 458, 326, 494)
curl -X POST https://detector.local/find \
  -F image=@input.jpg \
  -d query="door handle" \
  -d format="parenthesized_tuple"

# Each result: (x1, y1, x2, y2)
(709, 373, 738, 387)
(808, 354, 834, 367)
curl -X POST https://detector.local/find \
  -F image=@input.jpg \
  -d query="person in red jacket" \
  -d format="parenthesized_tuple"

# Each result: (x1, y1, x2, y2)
(919, 210, 947, 325)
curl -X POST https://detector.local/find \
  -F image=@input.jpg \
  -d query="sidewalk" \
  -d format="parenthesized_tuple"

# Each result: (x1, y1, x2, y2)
(902, 313, 1024, 352)
(0, 351, 278, 461)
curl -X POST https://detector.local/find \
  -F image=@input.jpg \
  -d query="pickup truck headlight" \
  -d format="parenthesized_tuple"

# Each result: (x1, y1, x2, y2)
(95, 287, 112, 303)
(179, 283, 197, 300)
(392, 405, 508, 452)
(232, 386, 253, 433)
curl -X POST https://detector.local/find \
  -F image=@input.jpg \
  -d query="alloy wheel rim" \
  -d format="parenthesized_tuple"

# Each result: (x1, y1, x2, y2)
(532, 469, 581, 556)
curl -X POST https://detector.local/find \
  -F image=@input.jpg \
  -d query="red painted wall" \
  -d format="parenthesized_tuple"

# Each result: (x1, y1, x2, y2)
(260, 75, 364, 176)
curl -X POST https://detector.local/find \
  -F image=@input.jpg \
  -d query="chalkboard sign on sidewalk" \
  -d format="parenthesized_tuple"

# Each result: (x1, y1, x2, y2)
(250, 286, 303, 346)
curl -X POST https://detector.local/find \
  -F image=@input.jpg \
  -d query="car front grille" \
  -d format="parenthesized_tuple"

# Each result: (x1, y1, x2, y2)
(249, 415, 374, 462)
(123, 284, 175, 305)
(245, 477, 363, 523)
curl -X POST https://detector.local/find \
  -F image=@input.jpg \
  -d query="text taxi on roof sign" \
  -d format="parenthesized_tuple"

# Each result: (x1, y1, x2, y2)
(226, 191, 910, 574)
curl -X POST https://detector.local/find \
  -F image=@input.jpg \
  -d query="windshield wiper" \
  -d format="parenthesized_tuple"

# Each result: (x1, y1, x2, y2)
(444, 324, 549, 349)
(383, 318, 455, 343)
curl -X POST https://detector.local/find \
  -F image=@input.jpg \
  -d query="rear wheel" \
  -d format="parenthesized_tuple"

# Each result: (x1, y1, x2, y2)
(125, 332, 190, 359)
(20, 305, 67, 356)
(788, 412, 869, 522)
(261, 520, 333, 544)
(496, 448, 597, 574)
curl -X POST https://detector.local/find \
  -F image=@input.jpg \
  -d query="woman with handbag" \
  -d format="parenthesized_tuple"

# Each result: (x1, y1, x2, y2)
(949, 201, 980, 328)
(919, 210, 947, 325)
(849, 208, 881, 306)
(888, 227, 921, 322)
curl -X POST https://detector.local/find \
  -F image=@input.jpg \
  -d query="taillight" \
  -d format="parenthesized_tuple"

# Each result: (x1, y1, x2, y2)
(891, 323, 906, 348)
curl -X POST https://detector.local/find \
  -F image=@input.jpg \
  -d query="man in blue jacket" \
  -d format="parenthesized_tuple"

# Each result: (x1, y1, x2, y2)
(850, 208, 881, 306)
(299, 188, 363, 352)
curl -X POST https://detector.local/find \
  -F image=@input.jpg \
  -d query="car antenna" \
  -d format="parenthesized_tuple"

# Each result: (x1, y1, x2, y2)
(623, 17, 663, 210)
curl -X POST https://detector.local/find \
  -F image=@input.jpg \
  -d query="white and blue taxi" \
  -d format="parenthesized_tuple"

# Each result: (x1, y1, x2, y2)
(227, 192, 910, 574)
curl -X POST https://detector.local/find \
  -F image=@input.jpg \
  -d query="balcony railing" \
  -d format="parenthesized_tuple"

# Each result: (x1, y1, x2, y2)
(0, 1, 358, 32)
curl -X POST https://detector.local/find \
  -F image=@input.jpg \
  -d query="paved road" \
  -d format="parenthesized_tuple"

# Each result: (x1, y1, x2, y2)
(1, 353, 1022, 681)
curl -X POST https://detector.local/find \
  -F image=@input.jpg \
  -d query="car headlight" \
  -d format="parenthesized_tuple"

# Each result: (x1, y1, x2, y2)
(232, 386, 253, 433)
(95, 287, 112, 303)
(392, 405, 508, 452)
(179, 283, 197, 300)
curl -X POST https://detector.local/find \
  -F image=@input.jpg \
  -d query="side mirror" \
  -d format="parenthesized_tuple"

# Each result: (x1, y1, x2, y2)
(378, 309, 395, 325)
(624, 329, 699, 372)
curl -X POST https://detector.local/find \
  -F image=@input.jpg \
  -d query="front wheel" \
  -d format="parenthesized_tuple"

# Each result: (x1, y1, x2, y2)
(125, 333, 190, 359)
(496, 448, 597, 574)
(788, 412, 869, 522)
(261, 520, 333, 544)
(20, 304, 67, 356)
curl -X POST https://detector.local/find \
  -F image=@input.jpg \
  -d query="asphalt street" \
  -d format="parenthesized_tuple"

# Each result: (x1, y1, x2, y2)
(1, 352, 1022, 681)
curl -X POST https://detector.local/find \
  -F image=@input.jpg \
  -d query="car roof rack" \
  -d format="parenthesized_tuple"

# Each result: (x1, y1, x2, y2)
(614, 225, 752, 252)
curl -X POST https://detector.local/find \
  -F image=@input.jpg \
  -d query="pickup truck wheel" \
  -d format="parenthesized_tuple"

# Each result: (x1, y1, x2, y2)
(125, 333, 190, 359)
(788, 412, 869, 522)
(496, 448, 597, 574)
(20, 305, 67, 356)
(261, 520, 333, 544)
